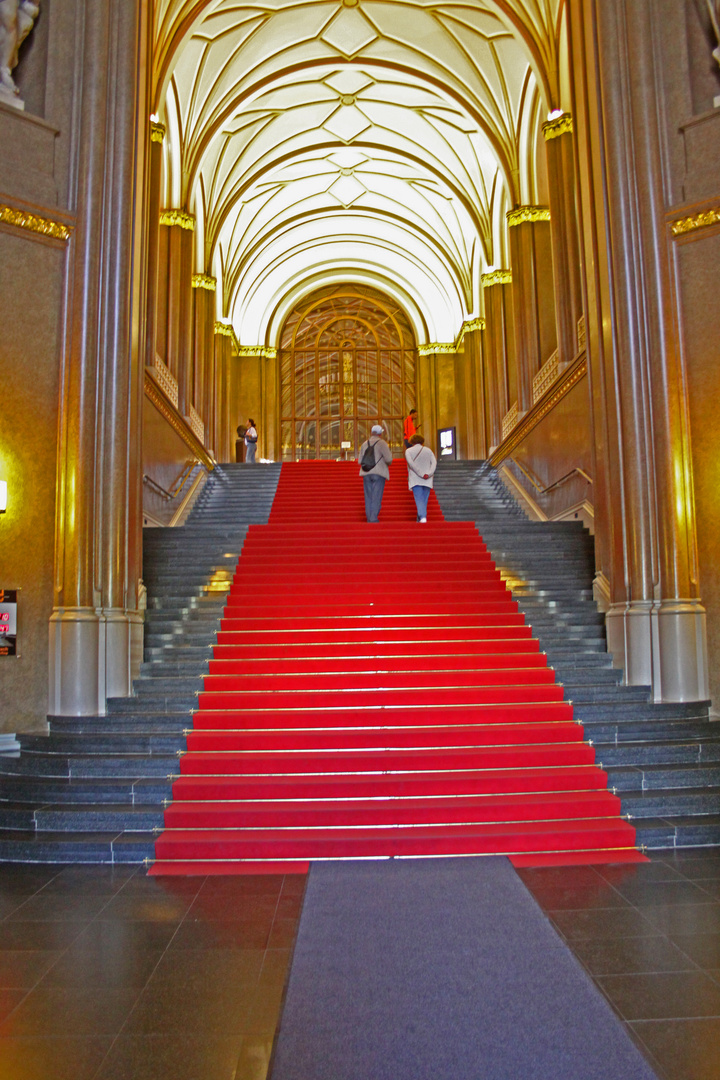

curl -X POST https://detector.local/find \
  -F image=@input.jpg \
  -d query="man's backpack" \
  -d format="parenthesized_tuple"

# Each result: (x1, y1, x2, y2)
(360, 439, 377, 473)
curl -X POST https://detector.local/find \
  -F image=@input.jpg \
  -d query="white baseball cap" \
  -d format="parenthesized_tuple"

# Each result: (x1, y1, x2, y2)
(371, 424, 383, 434)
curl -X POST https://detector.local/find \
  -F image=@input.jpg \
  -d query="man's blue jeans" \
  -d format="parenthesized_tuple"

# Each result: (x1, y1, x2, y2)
(363, 474, 385, 522)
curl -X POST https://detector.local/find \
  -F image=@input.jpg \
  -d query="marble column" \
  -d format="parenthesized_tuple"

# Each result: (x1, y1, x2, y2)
(144, 122, 164, 369)
(213, 325, 232, 462)
(568, 0, 708, 701)
(192, 275, 216, 431)
(481, 272, 514, 451)
(542, 114, 584, 368)
(455, 321, 487, 459)
(507, 208, 557, 414)
(49, 0, 151, 715)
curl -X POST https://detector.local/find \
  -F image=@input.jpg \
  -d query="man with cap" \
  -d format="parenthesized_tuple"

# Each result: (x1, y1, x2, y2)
(358, 424, 393, 523)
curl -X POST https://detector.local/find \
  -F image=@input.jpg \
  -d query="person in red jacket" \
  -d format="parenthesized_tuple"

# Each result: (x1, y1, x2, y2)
(403, 409, 419, 450)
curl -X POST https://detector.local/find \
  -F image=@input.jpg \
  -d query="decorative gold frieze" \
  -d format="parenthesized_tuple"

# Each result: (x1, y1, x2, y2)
(150, 121, 166, 143)
(501, 402, 519, 440)
(0, 203, 72, 241)
(670, 207, 720, 236)
(149, 357, 179, 409)
(461, 317, 486, 335)
(159, 209, 195, 231)
(506, 206, 551, 227)
(542, 113, 573, 140)
(191, 274, 216, 291)
(214, 321, 233, 337)
(532, 349, 559, 403)
(418, 342, 455, 356)
(236, 345, 278, 359)
(481, 269, 512, 287)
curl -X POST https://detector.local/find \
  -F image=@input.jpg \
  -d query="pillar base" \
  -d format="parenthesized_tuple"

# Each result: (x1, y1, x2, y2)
(605, 599, 709, 702)
(49, 607, 143, 716)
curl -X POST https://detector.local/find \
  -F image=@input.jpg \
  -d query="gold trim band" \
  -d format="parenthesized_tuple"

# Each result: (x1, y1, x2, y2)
(150, 121, 166, 143)
(214, 322, 234, 338)
(144, 372, 214, 470)
(418, 342, 455, 356)
(461, 317, 486, 334)
(236, 346, 278, 359)
(0, 204, 72, 241)
(542, 113, 573, 140)
(160, 209, 195, 231)
(192, 274, 216, 291)
(482, 269, 512, 287)
(506, 206, 550, 227)
(670, 208, 720, 236)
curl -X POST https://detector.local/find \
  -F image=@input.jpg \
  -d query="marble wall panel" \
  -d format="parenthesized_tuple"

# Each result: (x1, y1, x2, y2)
(0, 229, 64, 732)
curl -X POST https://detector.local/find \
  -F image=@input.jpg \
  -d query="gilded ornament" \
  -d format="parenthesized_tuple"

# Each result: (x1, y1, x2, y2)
(481, 269, 512, 287)
(0, 203, 71, 241)
(214, 322, 234, 337)
(144, 373, 214, 470)
(542, 113, 573, 140)
(150, 121, 166, 143)
(236, 345, 278, 359)
(461, 317, 486, 334)
(159, 209, 195, 231)
(506, 206, 551, 227)
(191, 274, 216, 291)
(670, 208, 720, 236)
(418, 342, 455, 355)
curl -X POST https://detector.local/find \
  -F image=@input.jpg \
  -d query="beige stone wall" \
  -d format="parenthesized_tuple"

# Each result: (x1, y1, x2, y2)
(0, 229, 64, 732)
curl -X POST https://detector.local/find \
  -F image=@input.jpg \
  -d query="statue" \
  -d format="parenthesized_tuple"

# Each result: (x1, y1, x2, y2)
(705, 0, 720, 70)
(0, 0, 40, 110)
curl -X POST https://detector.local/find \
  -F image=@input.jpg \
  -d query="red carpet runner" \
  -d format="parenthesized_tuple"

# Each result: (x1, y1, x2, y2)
(150, 460, 646, 874)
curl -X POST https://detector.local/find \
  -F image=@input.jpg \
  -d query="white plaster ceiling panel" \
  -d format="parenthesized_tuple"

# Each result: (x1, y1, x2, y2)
(154, 0, 562, 344)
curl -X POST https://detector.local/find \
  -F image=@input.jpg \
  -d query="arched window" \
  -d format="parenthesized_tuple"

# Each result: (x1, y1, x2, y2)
(279, 285, 417, 460)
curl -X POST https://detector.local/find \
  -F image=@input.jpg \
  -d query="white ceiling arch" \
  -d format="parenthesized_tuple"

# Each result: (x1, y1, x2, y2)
(153, 0, 564, 345)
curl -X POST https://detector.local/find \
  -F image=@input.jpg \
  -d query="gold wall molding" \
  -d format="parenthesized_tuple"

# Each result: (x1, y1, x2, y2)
(418, 342, 455, 356)
(214, 321, 233, 337)
(481, 269, 512, 287)
(460, 317, 486, 335)
(670, 207, 720, 237)
(0, 203, 72, 241)
(150, 121, 166, 143)
(236, 345, 278, 359)
(159, 209, 195, 231)
(542, 113, 573, 140)
(144, 371, 214, 470)
(506, 206, 551, 227)
(191, 273, 216, 291)
(489, 354, 588, 467)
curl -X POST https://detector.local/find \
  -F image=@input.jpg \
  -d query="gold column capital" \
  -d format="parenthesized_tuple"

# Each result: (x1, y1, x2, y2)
(214, 321, 233, 337)
(418, 342, 455, 356)
(542, 113, 573, 140)
(461, 317, 486, 334)
(159, 209, 195, 231)
(236, 345, 278, 359)
(506, 206, 551, 227)
(191, 273, 216, 291)
(481, 269, 512, 287)
(150, 121, 166, 143)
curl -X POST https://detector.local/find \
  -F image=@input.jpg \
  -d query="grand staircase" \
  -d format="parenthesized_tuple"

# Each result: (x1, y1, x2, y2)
(0, 459, 716, 865)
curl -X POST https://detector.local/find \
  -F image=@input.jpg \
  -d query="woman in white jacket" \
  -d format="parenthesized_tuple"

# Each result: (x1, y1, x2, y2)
(404, 433, 437, 522)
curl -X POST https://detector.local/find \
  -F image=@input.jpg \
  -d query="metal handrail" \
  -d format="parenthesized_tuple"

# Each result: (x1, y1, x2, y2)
(510, 457, 593, 496)
(143, 460, 202, 501)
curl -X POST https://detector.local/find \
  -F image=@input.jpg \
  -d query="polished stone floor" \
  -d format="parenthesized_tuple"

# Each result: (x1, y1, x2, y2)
(0, 852, 718, 1080)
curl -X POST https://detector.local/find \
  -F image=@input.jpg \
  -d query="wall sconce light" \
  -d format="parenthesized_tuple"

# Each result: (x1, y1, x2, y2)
(0, 481, 7, 513)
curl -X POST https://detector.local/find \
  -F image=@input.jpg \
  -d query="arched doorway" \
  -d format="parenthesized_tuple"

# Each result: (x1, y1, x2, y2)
(279, 285, 417, 461)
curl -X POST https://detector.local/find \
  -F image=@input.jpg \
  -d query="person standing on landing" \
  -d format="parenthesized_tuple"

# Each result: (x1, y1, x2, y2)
(405, 433, 436, 522)
(358, 424, 392, 523)
(244, 419, 258, 464)
(403, 409, 419, 450)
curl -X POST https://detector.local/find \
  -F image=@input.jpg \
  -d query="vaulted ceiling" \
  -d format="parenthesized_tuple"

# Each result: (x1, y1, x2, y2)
(153, 0, 565, 345)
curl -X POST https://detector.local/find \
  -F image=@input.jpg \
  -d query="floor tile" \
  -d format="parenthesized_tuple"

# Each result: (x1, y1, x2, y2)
(514, 865, 605, 890)
(267, 917, 301, 949)
(259, 949, 293, 986)
(148, 947, 265, 988)
(93, 1033, 245, 1080)
(0, 951, 63, 989)
(235, 1035, 274, 1080)
(71, 919, 178, 953)
(549, 905, 658, 940)
(630, 1017, 720, 1080)
(597, 970, 720, 1021)
(0, 986, 139, 1037)
(38, 866, 137, 896)
(0, 866, 61, 895)
(525, 883, 631, 911)
(123, 980, 254, 1035)
(187, 891, 279, 922)
(640, 903, 720, 937)
(610, 879, 716, 908)
(571, 935, 699, 977)
(97, 890, 194, 923)
(0, 988, 28, 1023)
(40, 947, 165, 989)
(669, 932, 720, 970)
(667, 856, 720, 881)
(168, 919, 271, 950)
(693, 879, 720, 900)
(0, 1035, 112, 1080)
(6, 893, 111, 922)
(596, 861, 686, 886)
(0, 921, 90, 951)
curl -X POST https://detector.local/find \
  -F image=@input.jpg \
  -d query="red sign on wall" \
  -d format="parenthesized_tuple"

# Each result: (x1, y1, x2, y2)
(0, 590, 18, 657)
